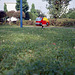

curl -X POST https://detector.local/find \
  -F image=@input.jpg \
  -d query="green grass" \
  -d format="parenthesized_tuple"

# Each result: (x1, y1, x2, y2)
(0, 25, 75, 75)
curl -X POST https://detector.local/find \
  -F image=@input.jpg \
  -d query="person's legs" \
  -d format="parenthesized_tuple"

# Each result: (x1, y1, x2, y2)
(42, 25, 43, 29)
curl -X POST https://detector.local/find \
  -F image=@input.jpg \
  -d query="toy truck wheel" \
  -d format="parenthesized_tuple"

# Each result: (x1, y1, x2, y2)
(40, 23, 42, 26)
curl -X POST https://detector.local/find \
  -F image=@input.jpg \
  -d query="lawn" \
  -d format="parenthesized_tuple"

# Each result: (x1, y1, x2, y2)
(0, 25, 75, 75)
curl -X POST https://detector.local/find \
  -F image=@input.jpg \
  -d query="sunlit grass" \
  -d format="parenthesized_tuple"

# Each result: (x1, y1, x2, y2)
(0, 25, 75, 75)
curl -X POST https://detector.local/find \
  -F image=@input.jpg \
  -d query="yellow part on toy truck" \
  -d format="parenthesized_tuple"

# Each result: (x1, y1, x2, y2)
(43, 17, 49, 22)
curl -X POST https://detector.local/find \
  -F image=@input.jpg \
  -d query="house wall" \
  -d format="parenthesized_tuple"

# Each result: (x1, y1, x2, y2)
(5, 3, 16, 11)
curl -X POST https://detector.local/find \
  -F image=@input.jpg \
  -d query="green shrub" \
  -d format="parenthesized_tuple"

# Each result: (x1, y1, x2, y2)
(25, 12, 37, 20)
(63, 20, 75, 27)
(0, 11, 6, 25)
(49, 19, 75, 27)
(0, 21, 9, 25)
(67, 11, 75, 19)
(0, 11, 6, 19)
(23, 20, 35, 25)
(13, 20, 35, 26)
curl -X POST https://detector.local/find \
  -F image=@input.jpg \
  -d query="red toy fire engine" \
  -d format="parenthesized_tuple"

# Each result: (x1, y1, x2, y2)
(35, 17, 50, 26)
